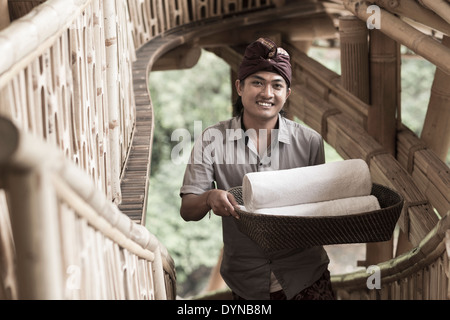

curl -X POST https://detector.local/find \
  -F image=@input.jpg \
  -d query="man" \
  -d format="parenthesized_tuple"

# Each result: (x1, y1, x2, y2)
(179, 38, 334, 300)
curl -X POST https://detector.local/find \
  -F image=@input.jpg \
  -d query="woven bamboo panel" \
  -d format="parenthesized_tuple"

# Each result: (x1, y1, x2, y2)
(127, 0, 273, 49)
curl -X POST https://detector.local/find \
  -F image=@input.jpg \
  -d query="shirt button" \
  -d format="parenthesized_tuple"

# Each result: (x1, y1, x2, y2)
(268, 260, 272, 264)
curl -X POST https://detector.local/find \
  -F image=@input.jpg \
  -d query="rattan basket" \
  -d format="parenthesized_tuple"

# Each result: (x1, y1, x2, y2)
(228, 183, 403, 252)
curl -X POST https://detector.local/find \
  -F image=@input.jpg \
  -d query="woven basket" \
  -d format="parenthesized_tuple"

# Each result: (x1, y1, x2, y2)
(228, 183, 403, 252)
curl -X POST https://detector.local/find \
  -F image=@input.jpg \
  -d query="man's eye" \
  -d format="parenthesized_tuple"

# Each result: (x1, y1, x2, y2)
(273, 83, 284, 90)
(252, 81, 263, 86)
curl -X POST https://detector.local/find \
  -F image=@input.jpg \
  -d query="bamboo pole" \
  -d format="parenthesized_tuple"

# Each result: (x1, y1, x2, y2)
(396, 126, 449, 219)
(6, 169, 64, 299)
(0, 191, 18, 299)
(0, 0, 91, 78)
(339, 15, 370, 104)
(0, 0, 9, 30)
(368, 29, 399, 160)
(419, 0, 450, 26)
(344, 0, 450, 75)
(368, 0, 450, 36)
(283, 42, 369, 127)
(104, 0, 122, 204)
(421, 36, 450, 162)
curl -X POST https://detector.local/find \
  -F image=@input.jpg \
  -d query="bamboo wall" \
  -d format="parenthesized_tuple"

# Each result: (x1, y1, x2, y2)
(0, 0, 136, 203)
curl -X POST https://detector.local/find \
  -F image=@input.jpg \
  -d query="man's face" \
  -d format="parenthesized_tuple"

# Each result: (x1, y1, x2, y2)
(236, 71, 291, 122)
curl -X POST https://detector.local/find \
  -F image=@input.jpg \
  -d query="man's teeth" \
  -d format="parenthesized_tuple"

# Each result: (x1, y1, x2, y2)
(258, 102, 272, 107)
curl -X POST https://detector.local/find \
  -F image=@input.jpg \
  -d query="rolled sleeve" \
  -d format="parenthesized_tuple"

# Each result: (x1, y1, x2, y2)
(180, 163, 214, 196)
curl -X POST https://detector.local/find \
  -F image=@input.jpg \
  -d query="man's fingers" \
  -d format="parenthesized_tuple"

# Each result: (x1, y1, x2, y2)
(211, 192, 238, 219)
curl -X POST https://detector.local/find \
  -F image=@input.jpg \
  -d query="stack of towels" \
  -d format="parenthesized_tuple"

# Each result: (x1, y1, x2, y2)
(241, 159, 380, 217)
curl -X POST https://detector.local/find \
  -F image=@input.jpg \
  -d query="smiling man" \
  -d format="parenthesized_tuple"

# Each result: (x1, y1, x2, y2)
(179, 38, 335, 300)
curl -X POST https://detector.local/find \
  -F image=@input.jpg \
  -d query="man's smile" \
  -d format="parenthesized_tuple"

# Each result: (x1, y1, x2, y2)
(257, 101, 274, 107)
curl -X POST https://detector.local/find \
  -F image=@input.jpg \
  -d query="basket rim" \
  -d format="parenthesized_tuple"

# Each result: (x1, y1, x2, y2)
(228, 183, 404, 220)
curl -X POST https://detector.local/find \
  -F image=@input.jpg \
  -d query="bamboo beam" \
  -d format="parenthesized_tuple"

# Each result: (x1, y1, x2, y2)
(344, 0, 450, 75)
(397, 126, 450, 218)
(421, 36, 450, 161)
(0, 0, 91, 79)
(419, 0, 450, 26)
(368, 0, 450, 36)
(283, 42, 369, 127)
(196, 13, 336, 48)
(152, 44, 201, 71)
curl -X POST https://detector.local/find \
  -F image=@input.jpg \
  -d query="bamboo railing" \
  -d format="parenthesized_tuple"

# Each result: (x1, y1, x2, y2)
(0, 0, 157, 300)
(332, 213, 450, 300)
(0, 115, 175, 299)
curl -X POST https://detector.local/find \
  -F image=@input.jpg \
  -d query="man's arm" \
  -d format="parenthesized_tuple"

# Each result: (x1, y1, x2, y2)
(180, 189, 240, 221)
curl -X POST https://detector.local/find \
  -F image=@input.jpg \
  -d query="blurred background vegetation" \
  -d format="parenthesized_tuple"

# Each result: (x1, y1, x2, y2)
(145, 45, 443, 298)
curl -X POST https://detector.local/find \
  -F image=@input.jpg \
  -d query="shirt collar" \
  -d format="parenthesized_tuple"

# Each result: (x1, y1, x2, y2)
(228, 114, 291, 144)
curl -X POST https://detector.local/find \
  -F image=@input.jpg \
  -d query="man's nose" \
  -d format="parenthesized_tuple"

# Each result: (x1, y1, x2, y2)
(261, 84, 274, 97)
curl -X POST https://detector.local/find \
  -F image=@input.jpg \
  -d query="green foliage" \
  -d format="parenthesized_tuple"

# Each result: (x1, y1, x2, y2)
(400, 57, 435, 136)
(148, 51, 232, 173)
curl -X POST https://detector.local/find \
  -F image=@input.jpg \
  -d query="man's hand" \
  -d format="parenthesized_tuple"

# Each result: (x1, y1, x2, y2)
(180, 189, 240, 221)
(206, 189, 240, 219)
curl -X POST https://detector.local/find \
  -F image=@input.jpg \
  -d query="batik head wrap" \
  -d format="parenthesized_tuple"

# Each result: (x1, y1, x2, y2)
(238, 38, 292, 88)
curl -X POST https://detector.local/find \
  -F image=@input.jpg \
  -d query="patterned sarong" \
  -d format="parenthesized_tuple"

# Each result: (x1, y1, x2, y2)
(232, 270, 336, 300)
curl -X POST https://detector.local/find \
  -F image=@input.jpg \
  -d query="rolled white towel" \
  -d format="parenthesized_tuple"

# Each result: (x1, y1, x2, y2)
(250, 195, 380, 217)
(242, 159, 372, 212)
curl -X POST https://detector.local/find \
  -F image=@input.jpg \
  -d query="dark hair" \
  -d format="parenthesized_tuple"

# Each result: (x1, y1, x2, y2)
(232, 96, 287, 117)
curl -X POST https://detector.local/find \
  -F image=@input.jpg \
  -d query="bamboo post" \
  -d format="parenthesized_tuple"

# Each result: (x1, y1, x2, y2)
(368, 29, 399, 157)
(104, 0, 122, 204)
(146, 234, 167, 300)
(0, 117, 64, 299)
(0, 0, 9, 30)
(0, 191, 17, 299)
(6, 170, 65, 299)
(421, 36, 450, 162)
(364, 29, 402, 265)
(339, 15, 370, 104)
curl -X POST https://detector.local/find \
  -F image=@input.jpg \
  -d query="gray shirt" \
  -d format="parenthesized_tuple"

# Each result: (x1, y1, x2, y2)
(180, 114, 329, 299)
